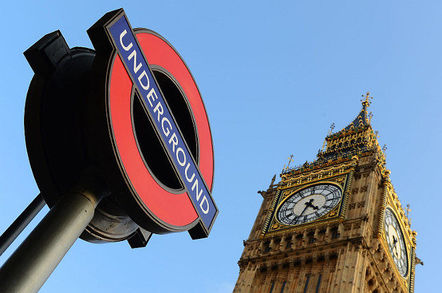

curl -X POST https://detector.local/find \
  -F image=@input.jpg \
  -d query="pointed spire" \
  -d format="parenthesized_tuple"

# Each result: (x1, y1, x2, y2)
(317, 92, 381, 162)
(338, 92, 373, 133)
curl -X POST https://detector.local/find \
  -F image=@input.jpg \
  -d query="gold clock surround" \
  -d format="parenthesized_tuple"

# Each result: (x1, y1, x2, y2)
(377, 178, 416, 289)
(263, 170, 353, 234)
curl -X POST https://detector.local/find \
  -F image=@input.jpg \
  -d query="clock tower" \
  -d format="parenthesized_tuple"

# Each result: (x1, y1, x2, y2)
(234, 94, 418, 292)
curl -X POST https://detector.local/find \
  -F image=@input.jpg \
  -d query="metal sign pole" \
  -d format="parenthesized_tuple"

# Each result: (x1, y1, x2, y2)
(0, 191, 98, 293)
(0, 194, 45, 256)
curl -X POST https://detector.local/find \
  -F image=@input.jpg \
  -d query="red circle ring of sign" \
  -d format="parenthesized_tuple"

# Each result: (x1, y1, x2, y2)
(108, 29, 214, 228)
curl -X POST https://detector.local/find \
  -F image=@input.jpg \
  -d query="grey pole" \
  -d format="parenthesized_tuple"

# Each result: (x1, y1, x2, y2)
(0, 194, 45, 256)
(0, 190, 98, 293)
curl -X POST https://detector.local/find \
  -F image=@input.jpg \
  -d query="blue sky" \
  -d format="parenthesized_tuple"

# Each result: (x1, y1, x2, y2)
(0, 1, 440, 292)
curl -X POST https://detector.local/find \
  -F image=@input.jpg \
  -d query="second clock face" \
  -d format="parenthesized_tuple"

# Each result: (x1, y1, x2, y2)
(384, 207, 408, 277)
(277, 183, 342, 226)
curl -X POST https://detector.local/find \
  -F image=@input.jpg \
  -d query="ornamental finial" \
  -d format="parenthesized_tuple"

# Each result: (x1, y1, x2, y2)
(287, 154, 294, 169)
(269, 174, 276, 188)
(361, 92, 373, 108)
(321, 123, 335, 151)
(283, 154, 294, 172)
(368, 112, 373, 124)
(406, 204, 412, 219)
(329, 122, 335, 134)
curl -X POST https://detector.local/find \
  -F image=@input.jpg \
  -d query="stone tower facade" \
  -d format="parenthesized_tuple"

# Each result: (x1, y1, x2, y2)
(234, 95, 418, 293)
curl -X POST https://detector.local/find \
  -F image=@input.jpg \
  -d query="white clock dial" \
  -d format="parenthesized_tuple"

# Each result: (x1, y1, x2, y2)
(384, 208, 408, 277)
(277, 184, 342, 225)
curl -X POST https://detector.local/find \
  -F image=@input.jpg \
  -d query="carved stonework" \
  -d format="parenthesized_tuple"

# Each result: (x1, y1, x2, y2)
(234, 98, 418, 293)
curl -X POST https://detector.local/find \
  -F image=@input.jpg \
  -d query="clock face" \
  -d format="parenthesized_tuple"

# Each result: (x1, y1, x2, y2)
(384, 208, 408, 277)
(277, 183, 342, 226)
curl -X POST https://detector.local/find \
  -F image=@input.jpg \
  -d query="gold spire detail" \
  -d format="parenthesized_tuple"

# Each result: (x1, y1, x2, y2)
(321, 123, 335, 151)
(283, 154, 294, 171)
(361, 91, 373, 108)
(406, 204, 411, 218)
(285, 92, 387, 178)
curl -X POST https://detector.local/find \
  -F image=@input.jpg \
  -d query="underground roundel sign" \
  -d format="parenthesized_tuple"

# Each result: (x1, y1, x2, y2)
(88, 9, 217, 239)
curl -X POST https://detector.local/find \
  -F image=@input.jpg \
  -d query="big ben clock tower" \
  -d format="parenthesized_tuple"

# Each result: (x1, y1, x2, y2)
(234, 94, 418, 293)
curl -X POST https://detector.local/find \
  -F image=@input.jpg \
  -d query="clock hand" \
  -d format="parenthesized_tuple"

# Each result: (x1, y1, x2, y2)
(292, 201, 311, 224)
(392, 236, 399, 254)
(305, 199, 319, 210)
(302, 199, 316, 213)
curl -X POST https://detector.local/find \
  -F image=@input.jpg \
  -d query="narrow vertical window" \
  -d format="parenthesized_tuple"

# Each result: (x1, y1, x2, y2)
(264, 241, 271, 253)
(280, 281, 286, 293)
(269, 280, 275, 293)
(303, 274, 310, 293)
(331, 227, 340, 239)
(315, 274, 322, 293)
